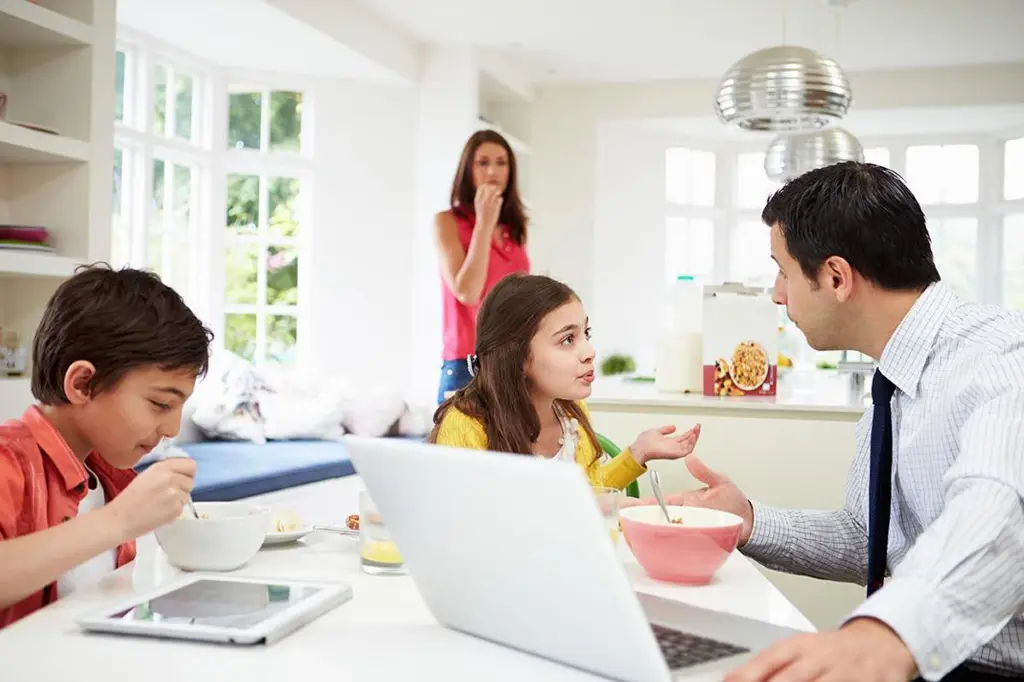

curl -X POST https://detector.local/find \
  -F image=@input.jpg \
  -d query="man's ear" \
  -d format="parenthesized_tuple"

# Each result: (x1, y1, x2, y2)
(63, 361, 97, 405)
(823, 256, 855, 303)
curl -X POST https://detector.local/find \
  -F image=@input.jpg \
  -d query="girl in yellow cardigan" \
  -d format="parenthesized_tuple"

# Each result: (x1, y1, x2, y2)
(429, 273, 701, 491)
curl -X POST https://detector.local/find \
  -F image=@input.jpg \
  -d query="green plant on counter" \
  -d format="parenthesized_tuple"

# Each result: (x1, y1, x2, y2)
(600, 353, 637, 376)
(816, 360, 838, 370)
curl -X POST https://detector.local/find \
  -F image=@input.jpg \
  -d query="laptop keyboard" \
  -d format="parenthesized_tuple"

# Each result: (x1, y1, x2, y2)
(651, 623, 750, 670)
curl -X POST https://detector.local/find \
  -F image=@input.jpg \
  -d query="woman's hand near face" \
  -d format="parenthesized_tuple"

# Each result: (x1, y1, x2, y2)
(474, 183, 503, 230)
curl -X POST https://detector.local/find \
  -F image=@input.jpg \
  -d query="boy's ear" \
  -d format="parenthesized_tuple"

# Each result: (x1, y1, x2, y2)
(63, 361, 97, 405)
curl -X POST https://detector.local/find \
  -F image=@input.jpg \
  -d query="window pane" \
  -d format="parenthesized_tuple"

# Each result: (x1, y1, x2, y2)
(737, 152, 779, 210)
(153, 64, 167, 135)
(115, 50, 125, 122)
(1003, 214, 1024, 309)
(113, 148, 123, 217)
(151, 158, 166, 221)
(111, 223, 129, 269)
(942, 145, 980, 204)
(225, 244, 259, 305)
(226, 174, 259, 234)
(171, 164, 192, 227)
(174, 73, 194, 141)
(1006, 138, 1024, 201)
(266, 246, 298, 305)
(665, 148, 691, 205)
(229, 91, 262, 149)
(731, 220, 774, 286)
(905, 146, 942, 205)
(269, 91, 302, 152)
(147, 232, 163, 276)
(691, 150, 716, 207)
(166, 234, 191, 299)
(268, 177, 300, 237)
(267, 315, 298, 364)
(863, 147, 890, 167)
(665, 217, 714, 282)
(906, 145, 979, 205)
(224, 313, 257, 361)
(928, 217, 977, 300)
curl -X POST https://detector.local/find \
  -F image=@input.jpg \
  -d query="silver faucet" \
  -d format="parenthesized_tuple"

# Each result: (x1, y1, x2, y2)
(837, 350, 875, 404)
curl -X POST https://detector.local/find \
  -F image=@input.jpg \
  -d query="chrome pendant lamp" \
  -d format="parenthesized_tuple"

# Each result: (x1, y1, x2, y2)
(714, 45, 853, 132)
(764, 127, 864, 183)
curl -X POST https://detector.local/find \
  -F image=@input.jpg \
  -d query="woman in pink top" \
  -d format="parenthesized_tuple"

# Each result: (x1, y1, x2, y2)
(434, 130, 531, 403)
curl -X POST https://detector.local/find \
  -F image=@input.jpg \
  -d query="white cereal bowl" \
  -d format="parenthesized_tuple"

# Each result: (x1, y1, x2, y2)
(155, 502, 271, 572)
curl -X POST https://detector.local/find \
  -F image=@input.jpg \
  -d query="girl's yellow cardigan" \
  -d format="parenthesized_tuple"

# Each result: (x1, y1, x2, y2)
(432, 402, 646, 490)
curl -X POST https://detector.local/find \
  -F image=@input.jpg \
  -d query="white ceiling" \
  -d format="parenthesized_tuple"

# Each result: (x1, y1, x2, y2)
(355, 0, 1024, 83)
(117, 0, 400, 81)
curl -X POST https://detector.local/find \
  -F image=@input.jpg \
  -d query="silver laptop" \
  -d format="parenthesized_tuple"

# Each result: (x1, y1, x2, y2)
(345, 436, 804, 682)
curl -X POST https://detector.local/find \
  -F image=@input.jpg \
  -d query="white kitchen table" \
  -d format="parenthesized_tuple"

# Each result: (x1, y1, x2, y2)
(0, 476, 813, 682)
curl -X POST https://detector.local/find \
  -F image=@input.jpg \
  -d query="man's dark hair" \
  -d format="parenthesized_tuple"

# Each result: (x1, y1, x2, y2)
(32, 264, 214, 404)
(762, 161, 940, 290)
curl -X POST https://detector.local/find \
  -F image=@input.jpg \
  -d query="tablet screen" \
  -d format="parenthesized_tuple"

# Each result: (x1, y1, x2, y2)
(106, 580, 322, 630)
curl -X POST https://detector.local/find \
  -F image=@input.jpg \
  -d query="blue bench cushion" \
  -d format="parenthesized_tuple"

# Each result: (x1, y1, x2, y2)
(146, 440, 356, 502)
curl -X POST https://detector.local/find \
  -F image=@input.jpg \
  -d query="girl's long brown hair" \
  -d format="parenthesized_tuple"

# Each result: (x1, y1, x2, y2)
(449, 130, 528, 246)
(429, 274, 600, 461)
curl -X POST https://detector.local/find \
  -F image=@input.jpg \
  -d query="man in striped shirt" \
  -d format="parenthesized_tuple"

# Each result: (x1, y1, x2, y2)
(670, 162, 1023, 682)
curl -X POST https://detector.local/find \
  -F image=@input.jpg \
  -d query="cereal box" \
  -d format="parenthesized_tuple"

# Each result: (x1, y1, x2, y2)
(702, 284, 779, 397)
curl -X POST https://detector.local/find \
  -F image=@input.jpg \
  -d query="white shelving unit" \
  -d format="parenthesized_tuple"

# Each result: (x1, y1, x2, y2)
(0, 0, 115, 419)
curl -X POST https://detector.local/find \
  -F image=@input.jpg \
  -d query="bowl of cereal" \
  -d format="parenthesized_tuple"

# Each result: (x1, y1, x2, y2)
(619, 505, 743, 585)
(155, 502, 270, 571)
(729, 340, 769, 391)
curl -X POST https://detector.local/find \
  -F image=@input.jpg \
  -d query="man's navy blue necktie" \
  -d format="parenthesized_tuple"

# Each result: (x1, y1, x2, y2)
(867, 369, 897, 597)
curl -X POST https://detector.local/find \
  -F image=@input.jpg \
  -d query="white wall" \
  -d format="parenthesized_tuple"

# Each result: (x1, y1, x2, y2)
(308, 80, 419, 391)
(591, 125, 667, 370)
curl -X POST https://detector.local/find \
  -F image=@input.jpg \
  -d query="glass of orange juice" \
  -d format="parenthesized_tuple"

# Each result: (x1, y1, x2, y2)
(358, 491, 406, 575)
(592, 486, 624, 545)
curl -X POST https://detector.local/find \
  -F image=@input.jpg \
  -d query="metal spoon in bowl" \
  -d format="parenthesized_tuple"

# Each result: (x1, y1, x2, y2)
(185, 494, 200, 519)
(649, 470, 672, 524)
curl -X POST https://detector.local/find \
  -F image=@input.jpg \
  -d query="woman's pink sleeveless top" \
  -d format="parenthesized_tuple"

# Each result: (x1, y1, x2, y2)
(441, 211, 530, 361)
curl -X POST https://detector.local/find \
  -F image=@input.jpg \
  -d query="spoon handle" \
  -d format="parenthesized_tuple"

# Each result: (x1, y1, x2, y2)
(649, 470, 672, 523)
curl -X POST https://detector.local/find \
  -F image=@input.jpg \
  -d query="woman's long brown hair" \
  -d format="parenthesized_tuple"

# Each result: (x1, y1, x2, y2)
(429, 274, 600, 462)
(449, 130, 528, 245)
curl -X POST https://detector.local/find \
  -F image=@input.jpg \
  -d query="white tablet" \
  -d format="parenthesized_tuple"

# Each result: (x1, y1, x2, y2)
(75, 574, 352, 645)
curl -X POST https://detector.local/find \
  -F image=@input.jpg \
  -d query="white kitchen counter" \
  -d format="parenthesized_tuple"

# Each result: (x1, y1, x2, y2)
(588, 371, 869, 418)
(0, 476, 813, 682)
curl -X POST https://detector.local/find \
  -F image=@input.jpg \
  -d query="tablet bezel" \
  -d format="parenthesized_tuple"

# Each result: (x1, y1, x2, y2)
(75, 574, 352, 645)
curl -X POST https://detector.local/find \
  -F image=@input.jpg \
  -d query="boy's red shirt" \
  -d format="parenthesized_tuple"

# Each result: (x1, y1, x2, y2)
(0, 406, 137, 629)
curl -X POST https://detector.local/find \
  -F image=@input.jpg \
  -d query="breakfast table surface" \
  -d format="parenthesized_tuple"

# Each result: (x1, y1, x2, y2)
(0, 475, 814, 682)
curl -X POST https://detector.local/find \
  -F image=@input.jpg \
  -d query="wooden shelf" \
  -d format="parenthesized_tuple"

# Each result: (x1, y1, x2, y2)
(0, 249, 79, 277)
(0, 0, 92, 47)
(0, 120, 89, 163)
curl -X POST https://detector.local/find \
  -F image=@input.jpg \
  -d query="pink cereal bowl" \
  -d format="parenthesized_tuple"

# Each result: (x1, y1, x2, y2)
(619, 505, 743, 585)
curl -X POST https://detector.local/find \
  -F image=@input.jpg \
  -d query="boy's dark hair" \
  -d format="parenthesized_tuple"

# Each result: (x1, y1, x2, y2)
(762, 161, 940, 290)
(32, 264, 214, 404)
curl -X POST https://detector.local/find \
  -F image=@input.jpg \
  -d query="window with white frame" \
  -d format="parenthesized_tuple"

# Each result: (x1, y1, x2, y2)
(112, 40, 208, 313)
(903, 143, 981, 302)
(222, 86, 305, 364)
(113, 32, 312, 366)
(1002, 137, 1024, 309)
(664, 147, 716, 285)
